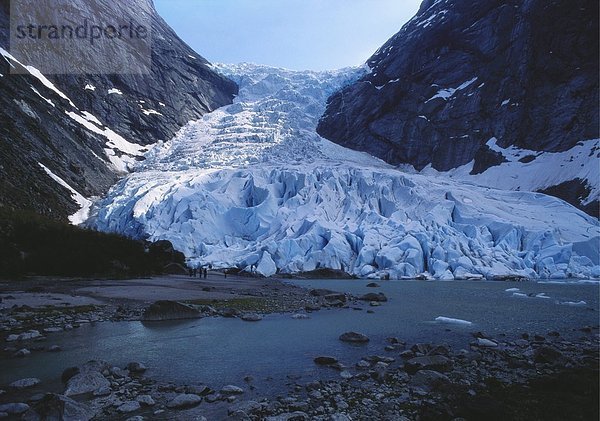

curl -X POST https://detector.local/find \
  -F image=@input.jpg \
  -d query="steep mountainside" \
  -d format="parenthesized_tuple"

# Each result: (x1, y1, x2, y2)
(90, 64, 599, 280)
(317, 0, 599, 215)
(0, 0, 237, 221)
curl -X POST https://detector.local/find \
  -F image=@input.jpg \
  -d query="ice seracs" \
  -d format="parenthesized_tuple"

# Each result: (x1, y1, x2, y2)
(89, 63, 600, 280)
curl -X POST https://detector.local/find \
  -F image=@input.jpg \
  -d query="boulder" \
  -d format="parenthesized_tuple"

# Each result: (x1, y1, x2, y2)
(359, 293, 387, 302)
(0, 403, 30, 415)
(166, 394, 202, 409)
(126, 362, 147, 373)
(534, 346, 564, 364)
(314, 356, 339, 366)
(241, 313, 263, 322)
(221, 385, 244, 395)
(64, 361, 110, 397)
(409, 370, 451, 390)
(339, 332, 370, 343)
(405, 355, 453, 374)
(142, 301, 201, 321)
(117, 401, 141, 413)
(9, 378, 40, 390)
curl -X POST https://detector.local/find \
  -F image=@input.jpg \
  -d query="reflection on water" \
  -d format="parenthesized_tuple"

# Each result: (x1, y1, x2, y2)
(1, 280, 598, 394)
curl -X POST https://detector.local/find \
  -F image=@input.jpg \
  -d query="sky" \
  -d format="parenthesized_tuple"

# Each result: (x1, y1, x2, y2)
(154, 0, 422, 71)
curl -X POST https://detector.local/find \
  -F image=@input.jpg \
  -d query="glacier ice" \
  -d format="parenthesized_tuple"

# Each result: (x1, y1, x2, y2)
(89, 63, 600, 280)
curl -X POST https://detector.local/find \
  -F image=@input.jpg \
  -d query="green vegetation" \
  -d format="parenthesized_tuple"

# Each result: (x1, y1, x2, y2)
(186, 298, 279, 313)
(0, 208, 185, 278)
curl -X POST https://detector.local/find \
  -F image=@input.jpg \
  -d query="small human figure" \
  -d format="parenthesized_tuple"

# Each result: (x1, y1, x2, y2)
(224, 270, 227, 279)
(189, 267, 193, 278)
(203, 268, 208, 279)
(193, 268, 197, 278)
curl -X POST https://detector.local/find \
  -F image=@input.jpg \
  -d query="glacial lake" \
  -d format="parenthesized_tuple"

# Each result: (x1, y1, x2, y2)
(1, 279, 598, 397)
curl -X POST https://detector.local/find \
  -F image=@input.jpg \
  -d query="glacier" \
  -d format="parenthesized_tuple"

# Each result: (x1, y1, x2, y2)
(89, 63, 600, 280)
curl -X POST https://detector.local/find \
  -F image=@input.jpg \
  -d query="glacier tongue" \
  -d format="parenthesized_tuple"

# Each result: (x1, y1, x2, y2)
(90, 63, 600, 280)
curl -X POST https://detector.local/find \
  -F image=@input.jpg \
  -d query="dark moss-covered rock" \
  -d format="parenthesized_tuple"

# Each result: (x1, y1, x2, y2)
(142, 300, 201, 321)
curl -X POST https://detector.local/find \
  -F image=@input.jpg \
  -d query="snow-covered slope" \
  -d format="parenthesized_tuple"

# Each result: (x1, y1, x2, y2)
(89, 64, 600, 280)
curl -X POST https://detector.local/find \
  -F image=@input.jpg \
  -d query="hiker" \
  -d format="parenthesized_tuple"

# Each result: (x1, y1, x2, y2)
(203, 268, 208, 279)
(189, 267, 193, 278)
(193, 268, 198, 278)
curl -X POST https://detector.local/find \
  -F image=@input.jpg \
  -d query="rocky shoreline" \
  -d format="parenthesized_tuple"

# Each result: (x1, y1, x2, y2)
(0, 276, 598, 420)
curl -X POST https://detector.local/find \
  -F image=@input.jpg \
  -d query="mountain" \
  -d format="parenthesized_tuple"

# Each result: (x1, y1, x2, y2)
(317, 0, 599, 216)
(0, 0, 237, 222)
(89, 63, 599, 280)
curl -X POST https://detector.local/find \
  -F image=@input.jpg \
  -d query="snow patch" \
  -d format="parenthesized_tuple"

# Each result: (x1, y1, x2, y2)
(426, 77, 478, 102)
(38, 163, 92, 225)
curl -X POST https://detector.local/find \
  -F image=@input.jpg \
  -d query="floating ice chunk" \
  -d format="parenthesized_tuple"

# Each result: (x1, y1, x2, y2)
(513, 292, 528, 298)
(535, 293, 551, 299)
(435, 316, 473, 326)
(559, 300, 587, 307)
(85, 84, 96, 91)
(108, 88, 123, 95)
(505, 288, 520, 292)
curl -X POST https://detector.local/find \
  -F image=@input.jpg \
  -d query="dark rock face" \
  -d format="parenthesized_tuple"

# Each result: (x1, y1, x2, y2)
(0, 0, 237, 220)
(318, 0, 598, 211)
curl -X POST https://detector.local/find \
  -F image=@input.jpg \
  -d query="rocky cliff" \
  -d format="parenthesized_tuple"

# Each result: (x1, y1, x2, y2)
(317, 0, 599, 215)
(0, 0, 237, 221)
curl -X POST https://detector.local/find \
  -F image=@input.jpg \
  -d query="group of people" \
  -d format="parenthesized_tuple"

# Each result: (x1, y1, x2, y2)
(189, 267, 208, 279)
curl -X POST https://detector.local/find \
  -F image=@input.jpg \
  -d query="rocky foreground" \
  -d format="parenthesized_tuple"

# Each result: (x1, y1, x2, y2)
(0, 277, 598, 420)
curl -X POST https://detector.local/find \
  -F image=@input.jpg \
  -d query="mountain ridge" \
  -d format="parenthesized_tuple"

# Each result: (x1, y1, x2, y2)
(317, 0, 599, 216)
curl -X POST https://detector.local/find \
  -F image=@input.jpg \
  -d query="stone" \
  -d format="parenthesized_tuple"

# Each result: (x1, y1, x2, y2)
(9, 378, 40, 389)
(43, 327, 63, 333)
(534, 346, 564, 364)
(339, 331, 370, 343)
(117, 401, 141, 413)
(409, 370, 451, 390)
(48, 345, 62, 352)
(405, 355, 453, 374)
(14, 348, 31, 357)
(309, 289, 337, 297)
(142, 301, 201, 321)
(136, 395, 155, 406)
(166, 394, 202, 409)
(366, 282, 380, 288)
(265, 412, 309, 421)
(241, 313, 263, 322)
(475, 338, 498, 348)
(292, 314, 310, 320)
(0, 403, 29, 415)
(324, 293, 347, 303)
(314, 356, 339, 366)
(64, 361, 111, 397)
(358, 293, 387, 302)
(221, 385, 244, 395)
(126, 362, 147, 373)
